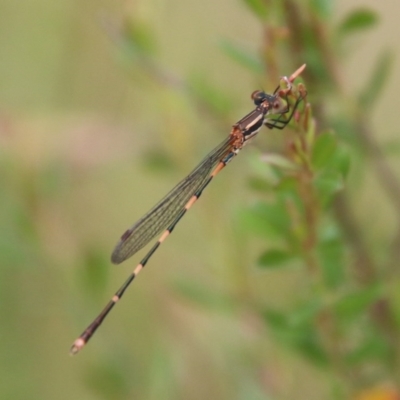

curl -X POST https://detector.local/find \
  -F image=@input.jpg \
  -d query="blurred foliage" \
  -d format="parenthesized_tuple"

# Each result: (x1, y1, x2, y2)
(1, 1, 400, 400)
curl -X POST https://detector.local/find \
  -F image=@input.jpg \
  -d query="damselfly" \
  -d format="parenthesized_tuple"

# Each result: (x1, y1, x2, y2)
(70, 64, 306, 354)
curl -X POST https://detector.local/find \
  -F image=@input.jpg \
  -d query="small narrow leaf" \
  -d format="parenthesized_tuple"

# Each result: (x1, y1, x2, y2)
(258, 249, 294, 268)
(334, 284, 383, 320)
(242, 0, 269, 20)
(247, 176, 273, 192)
(359, 50, 394, 110)
(346, 335, 390, 365)
(289, 300, 322, 326)
(337, 8, 379, 37)
(142, 149, 177, 173)
(263, 309, 287, 330)
(125, 20, 157, 56)
(261, 153, 299, 171)
(263, 309, 328, 365)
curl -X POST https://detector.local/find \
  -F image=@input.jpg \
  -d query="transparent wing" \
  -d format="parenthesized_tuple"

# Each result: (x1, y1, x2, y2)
(111, 136, 234, 264)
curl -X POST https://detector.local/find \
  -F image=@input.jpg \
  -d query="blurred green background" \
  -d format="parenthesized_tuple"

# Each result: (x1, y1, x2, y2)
(1, 1, 400, 400)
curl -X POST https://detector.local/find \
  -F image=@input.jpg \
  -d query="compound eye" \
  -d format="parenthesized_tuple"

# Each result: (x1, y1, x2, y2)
(251, 90, 265, 106)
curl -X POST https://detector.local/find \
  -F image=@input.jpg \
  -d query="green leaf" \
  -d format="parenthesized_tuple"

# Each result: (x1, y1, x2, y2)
(258, 249, 294, 268)
(346, 334, 390, 365)
(246, 155, 298, 192)
(311, 132, 337, 170)
(330, 118, 358, 146)
(289, 300, 322, 326)
(359, 50, 394, 110)
(295, 333, 328, 365)
(387, 281, 400, 326)
(310, 132, 350, 179)
(337, 8, 379, 37)
(264, 301, 323, 330)
(263, 309, 287, 330)
(333, 147, 351, 178)
(334, 284, 383, 320)
(240, 201, 291, 239)
(314, 170, 344, 207)
(317, 235, 345, 289)
(263, 308, 328, 365)
(125, 20, 157, 55)
(247, 176, 272, 192)
(261, 153, 299, 171)
(142, 148, 177, 173)
(242, 0, 269, 20)
(219, 39, 263, 73)
(237, 207, 268, 238)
